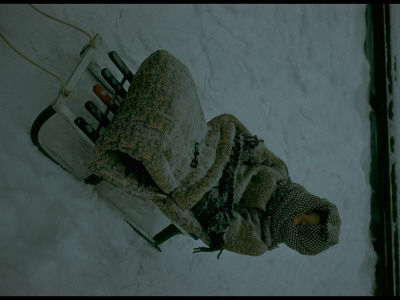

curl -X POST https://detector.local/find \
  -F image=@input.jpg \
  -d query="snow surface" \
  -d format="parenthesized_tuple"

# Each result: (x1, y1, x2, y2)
(0, 4, 376, 296)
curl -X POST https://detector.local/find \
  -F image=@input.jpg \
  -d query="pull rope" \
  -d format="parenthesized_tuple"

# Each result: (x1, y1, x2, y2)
(28, 4, 95, 44)
(0, 31, 65, 90)
(0, 4, 95, 96)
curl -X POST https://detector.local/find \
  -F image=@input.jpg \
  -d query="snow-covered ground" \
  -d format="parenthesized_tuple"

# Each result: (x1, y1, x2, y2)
(0, 4, 376, 296)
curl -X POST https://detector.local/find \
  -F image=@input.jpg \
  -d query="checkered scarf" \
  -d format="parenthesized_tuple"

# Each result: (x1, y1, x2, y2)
(263, 178, 341, 255)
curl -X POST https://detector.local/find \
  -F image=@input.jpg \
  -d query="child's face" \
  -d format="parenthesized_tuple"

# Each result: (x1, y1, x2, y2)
(293, 210, 320, 226)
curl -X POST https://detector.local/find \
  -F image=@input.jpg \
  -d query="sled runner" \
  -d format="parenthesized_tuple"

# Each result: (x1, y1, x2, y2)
(30, 34, 197, 252)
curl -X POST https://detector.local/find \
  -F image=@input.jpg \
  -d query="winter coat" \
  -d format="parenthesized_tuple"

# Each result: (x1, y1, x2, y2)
(87, 50, 341, 257)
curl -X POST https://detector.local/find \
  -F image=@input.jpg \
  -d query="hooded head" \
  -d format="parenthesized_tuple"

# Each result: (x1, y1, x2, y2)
(263, 178, 341, 255)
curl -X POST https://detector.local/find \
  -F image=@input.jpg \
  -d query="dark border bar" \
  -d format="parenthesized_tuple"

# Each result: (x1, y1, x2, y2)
(365, 4, 399, 296)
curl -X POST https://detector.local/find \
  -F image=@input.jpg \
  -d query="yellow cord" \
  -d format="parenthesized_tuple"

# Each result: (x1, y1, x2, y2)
(0, 30, 65, 89)
(0, 4, 95, 95)
(28, 4, 94, 42)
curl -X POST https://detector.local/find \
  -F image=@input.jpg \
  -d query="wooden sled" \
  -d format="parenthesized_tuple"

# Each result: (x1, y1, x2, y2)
(30, 34, 201, 252)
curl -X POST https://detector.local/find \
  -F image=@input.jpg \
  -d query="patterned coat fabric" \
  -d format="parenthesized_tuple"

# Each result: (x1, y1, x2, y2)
(87, 50, 340, 256)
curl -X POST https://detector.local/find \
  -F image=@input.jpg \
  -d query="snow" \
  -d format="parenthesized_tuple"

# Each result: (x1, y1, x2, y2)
(0, 4, 376, 296)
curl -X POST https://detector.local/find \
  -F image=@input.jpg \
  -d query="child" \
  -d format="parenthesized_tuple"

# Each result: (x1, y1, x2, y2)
(87, 50, 341, 258)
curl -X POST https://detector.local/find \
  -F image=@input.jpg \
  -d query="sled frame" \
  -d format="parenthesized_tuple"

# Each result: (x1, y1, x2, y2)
(30, 33, 193, 252)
